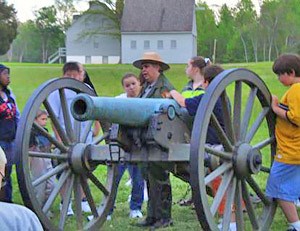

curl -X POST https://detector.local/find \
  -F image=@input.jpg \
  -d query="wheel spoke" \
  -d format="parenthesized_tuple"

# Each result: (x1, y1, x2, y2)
(59, 175, 74, 230)
(246, 176, 271, 206)
(233, 81, 242, 141)
(240, 87, 258, 141)
(253, 136, 275, 150)
(32, 162, 68, 187)
(210, 113, 233, 152)
(28, 151, 68, 160)
(205, 162, 232, 185)
(80, 176, 99, 218)
(74, 120, 81, 142)
(222, 176, 237, 231)
(33, 122, 68, 152)
(205, 145, 232, 161)
(221, 91, 235, 144)
(74, 176, 83, 230)
(44, 99, 71, 145)
(260, 166, 271, 173)
(81, 121, 93, 143)
(59, 88, 76, 142)
(42, 169, 71, 213)
(210, 170, 234, 216)
(241, 179, 259, 229)
(92, 132, 109, 145)
(245, 107, 269, 143)
(87, 172, 109, 196)
(235, 179, 245, 231)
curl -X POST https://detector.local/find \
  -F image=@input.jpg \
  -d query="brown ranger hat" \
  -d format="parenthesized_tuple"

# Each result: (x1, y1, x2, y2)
(133, 52, 170, 71)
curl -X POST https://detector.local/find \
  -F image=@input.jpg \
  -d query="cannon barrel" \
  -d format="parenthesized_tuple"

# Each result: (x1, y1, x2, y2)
(71, 93, 181, 127)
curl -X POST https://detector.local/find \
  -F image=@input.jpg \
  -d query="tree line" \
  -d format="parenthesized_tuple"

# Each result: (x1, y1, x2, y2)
(0, 0, 299, 64)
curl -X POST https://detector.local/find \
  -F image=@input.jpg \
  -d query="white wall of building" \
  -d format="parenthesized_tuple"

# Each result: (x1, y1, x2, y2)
(121, 33, 196, 64)
(67, 56, 120, 64)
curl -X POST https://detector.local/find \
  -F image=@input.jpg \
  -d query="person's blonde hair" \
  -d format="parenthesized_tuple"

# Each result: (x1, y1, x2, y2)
(0, 147, 7, 170)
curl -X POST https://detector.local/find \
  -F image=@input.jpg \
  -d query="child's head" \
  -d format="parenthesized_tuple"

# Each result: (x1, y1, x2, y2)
(185, 56, 210, 79)
(272, 54, 300, 77)
(121, 73, 141, 98)
(62, 62, 84, 81)
(35, 109, 48, 127)
(202, 65, 224, 89)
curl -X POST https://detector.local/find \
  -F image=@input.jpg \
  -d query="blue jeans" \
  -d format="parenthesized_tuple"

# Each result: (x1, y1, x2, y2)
(109, 163, 144, 214)
(0, 141, 16, 202)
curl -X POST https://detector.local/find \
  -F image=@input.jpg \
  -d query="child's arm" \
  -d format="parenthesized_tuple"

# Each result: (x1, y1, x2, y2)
(271, 95, 287, 120)
(169, 90, 186, 107)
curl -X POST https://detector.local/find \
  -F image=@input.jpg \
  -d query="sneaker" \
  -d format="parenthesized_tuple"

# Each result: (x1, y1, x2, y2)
(87, 215, 94, 221)
(129, 210, 143, 218)
(125, 179, 132, 187)
(81, 200, 91, 213)
(295, 199, 300, 208)
(250, 193, 261, 204)
(218, 221, 237, 231)
(286, 225, 297, 231)
(106, 214, 112, 221)
(59, 202, 74, 216)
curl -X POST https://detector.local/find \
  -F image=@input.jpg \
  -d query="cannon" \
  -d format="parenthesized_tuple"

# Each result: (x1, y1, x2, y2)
(15, 68, 277, 230)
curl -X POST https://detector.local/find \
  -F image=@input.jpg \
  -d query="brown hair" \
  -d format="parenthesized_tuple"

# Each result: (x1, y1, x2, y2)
(62, 62, 80, 75)
(272, 53, 300, 76)
(190, 56, 210, 75)
(203, 64, 224, 84)
(35, 109, 48, 119)
(121, 73, 139, 86)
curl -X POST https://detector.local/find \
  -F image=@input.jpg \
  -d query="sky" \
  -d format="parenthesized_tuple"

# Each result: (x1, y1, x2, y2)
(7, 0, 261, 22)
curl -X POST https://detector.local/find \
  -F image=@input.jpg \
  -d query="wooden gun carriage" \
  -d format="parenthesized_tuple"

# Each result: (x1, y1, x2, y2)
(15, 68, 277, 230)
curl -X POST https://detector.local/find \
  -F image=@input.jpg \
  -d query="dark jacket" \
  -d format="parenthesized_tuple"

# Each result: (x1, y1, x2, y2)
(140, 73, 175, 99)
(0, 88, 18, 141)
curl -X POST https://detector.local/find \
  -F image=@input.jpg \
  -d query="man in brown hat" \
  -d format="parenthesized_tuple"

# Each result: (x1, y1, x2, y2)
(133, 51, 175, 229)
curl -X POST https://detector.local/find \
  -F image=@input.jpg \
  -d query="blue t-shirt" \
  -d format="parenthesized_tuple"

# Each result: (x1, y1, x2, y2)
(185, 94, 225, 145)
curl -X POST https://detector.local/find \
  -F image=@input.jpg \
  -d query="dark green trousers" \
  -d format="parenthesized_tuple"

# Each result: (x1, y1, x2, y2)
(143, 163, 172, 220)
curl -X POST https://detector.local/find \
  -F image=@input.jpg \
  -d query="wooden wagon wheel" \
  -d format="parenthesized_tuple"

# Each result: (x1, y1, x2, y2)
(190, 68, 277, 231)
(15, 78, 117, 230)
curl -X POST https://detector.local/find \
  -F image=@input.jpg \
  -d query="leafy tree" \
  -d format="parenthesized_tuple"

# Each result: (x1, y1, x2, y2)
(259, 0, 283, 61)
(234, 0, 258, 62)
(195, 2, 218, 59)
(54, 0, 77, 33)
(34, 6, 64, 63)
(11, 21, 41, 62)
(0, 1, 18, 55)
(81, 0, 124, 40)
(216, 4, 236, 63)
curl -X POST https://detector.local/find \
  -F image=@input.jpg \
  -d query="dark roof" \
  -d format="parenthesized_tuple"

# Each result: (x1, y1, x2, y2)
(121, 0, 195, 32)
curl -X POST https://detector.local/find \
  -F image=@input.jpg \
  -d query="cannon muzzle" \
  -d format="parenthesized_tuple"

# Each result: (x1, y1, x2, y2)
(71, 94, 180, 127)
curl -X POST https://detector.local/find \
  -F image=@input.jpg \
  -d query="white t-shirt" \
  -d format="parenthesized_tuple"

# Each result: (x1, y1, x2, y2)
(48, 89, 93, 143)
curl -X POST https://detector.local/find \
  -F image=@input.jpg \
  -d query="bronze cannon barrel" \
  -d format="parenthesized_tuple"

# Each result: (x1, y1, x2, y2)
(71, 93, 181, 127)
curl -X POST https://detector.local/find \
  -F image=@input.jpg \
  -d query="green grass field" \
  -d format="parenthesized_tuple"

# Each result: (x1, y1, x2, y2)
(5, 62, 292, 230)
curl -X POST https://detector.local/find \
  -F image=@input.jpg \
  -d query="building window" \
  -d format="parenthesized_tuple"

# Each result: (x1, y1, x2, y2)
(85, 56, 91, 64)
(131, 40, 137, 49)
(170, 40, 177, 49)
(94, 41, 99, 48)
(102, 56, 108, 64)
(144, 40, 150, 49)
(157, 40, 163, 49)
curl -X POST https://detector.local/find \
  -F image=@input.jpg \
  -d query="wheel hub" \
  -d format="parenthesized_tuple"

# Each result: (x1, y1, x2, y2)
(69, 143, 91, 174)
(234, 143, 262, 177)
